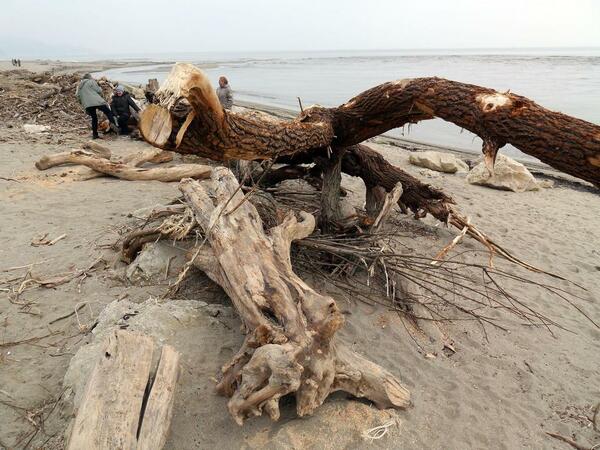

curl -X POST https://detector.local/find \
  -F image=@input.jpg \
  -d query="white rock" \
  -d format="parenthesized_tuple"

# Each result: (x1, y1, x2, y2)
(419, 168, 441, 178)
(409, 151, 469, 173)
(23, 124, 50, 133)
(126, 241, 186, 282)
(467, 154, 539, 192)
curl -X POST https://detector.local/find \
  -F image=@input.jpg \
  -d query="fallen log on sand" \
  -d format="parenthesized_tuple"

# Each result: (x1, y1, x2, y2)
(35, 141, 112, 170)
(36, 148, 210, 182)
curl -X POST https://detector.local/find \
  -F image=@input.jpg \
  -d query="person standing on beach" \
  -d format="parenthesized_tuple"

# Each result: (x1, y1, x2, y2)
(216, 76, 233, 110)
(76, 73, 117, 139)
(110, 85, 140, 135)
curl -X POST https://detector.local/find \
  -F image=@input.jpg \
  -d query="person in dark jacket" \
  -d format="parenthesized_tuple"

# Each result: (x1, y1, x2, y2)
(76, 73, 118, 139)
(110, 85, 140, 135)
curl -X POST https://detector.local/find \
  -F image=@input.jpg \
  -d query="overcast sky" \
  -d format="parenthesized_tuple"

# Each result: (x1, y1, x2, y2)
(1, 0, 599, 57)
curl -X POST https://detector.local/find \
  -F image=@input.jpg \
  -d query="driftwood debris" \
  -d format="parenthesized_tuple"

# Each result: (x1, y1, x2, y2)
(180, 168, 410, 424)
(109, 64, 595, 426)
(35, 141, 112, 170)
(140, 63, 600, 187)
(35, 142, 210, 182)
(67, 330, 180, 450)
(116, 168, 594, 424)
(37, 149, 210, 181)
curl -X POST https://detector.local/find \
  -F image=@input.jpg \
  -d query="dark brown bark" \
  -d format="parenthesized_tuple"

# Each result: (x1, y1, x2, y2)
(141, 64, 600, 187)
(342, 144, 454, 221)
(318, 147, 347, 231)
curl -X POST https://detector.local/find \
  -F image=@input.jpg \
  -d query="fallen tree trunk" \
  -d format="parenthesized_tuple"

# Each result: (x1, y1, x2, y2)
(179, 168, 410, 424)
(141, 63, 600, 187)
(36, 146, 172, 171)
(35, 150, 211, 182)
(35, 143, 111, 170)
(120, 148, 174, 167)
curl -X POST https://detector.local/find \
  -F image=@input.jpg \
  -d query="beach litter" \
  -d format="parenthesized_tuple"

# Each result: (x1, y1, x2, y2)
(23, 124, 50, 133)
(361, 419, 398, 441)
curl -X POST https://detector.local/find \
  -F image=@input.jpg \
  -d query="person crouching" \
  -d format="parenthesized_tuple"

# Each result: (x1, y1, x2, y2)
(111, 85, 140, 135)
(76, 73, 118, 139)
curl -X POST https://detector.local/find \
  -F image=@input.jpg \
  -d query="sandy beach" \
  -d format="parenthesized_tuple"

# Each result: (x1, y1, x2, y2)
(0, 59, 172, 75)
(0, 62, 599, 450)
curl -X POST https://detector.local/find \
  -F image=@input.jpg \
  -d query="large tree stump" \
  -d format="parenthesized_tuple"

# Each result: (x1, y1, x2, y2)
(179, 168, 410, 424)
(141, 63, 600, 187)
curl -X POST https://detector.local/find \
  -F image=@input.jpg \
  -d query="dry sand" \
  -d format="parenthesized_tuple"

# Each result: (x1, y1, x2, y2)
(0, 64, 599, 450)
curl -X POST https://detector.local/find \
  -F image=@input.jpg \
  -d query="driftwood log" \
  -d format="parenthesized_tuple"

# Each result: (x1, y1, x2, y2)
(140, 63, 600, 187)
(179, 168, 410, 425)
(67, 331, 180, 450)
(36, 147, 211, 182)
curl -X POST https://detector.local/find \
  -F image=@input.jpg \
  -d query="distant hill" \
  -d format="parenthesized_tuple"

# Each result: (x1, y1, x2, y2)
(0, 35, 95, 59)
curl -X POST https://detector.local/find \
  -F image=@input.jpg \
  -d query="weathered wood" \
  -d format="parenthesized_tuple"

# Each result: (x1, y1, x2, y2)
(81, 140, 112, 157)
(67, 331, 180, 450)
(121, 148, 174, 167)
(179, 169, 410, 425)
(67, 331, 154, 450)
(365, 185, 387, 219)
(137, 345, 181, 450)
(141, 63, 600, 187)
(371, 182, 403, 231)
(36, 147, 110, 170)
(35, 150, 211, 182)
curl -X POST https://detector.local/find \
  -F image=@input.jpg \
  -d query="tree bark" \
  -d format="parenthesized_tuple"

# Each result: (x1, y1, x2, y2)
(318, 147, 347, 231)
(342, 144, 454, 221)
(179, 169, 410, 424)
(270, 144, 455, 221)
(141, 63, 600, 187)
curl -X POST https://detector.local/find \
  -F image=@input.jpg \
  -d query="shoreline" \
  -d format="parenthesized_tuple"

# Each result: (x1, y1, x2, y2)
(0, 59, 174, 75)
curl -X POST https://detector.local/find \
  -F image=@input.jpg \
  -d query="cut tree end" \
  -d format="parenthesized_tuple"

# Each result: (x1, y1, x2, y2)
(139, 104, 173, 148)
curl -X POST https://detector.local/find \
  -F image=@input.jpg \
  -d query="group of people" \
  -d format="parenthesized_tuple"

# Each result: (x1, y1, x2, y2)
(75, 73, 140, 139)
(76, 73, 234, 139)
(11, 59, 21, 67)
